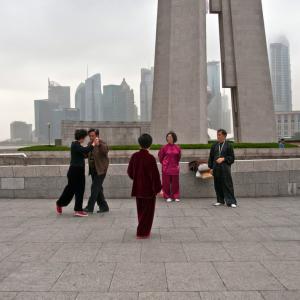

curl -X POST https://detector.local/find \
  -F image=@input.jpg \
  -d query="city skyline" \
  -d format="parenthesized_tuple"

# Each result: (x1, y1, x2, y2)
(0, 0, 300, 140)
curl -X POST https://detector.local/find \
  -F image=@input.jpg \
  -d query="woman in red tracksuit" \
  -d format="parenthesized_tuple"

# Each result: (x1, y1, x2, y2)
(158, 131, 181, 203)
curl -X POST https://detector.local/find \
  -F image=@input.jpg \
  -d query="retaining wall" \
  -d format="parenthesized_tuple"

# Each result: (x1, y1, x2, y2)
(1, 148, 300, 166)
(0, 159, 300, 199)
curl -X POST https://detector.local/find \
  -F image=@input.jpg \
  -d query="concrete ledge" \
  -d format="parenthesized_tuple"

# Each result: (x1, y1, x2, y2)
(1, 148, 300, 166)
(0, 159, 300, 199)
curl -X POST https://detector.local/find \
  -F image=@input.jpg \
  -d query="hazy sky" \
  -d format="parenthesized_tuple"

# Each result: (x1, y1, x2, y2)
(0, 0, 299, 141)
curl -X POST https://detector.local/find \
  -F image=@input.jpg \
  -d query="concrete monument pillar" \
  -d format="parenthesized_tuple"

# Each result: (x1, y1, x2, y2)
(151, 0, 208, 144)
(210, 0, 277, 142)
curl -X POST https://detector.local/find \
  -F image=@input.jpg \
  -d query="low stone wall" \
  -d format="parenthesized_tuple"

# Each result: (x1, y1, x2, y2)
(0, 159, 299, 199)
(1, 148, 300, 166)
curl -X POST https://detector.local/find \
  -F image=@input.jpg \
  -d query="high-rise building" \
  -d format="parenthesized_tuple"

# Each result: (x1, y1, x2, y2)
(140, 67, 154, 121)
(276, 111, 300, 138)
(207, 61, 232, 133)
(102, 79, 138, 122)
(34, 99, 55, 142)
(207, 61, 221, 97)
(48, 79, 71, 109)
(120, 79, 137, 122)
(10, 121, 32, 142)
(270, 37, 292, 112)
(221, 94, 232, 134)
(75, 83, 86, 121)
(51, 108, 80, 140)
(85, 74, 102, 121)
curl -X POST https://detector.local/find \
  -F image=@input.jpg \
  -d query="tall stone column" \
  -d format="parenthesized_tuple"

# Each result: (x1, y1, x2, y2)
(151, 0, 208, 144)
(210, 0, 277, 142)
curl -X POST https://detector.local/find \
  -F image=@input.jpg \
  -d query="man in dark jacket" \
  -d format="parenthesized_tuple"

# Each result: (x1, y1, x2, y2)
(84, 129, 110, 213)
(208, 129, 237, 208)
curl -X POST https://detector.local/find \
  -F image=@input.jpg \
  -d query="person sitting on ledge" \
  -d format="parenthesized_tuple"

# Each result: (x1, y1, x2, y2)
(56, 129, 99, 217)
(127, 134, 162, 239)
(208, 129, 237, 208)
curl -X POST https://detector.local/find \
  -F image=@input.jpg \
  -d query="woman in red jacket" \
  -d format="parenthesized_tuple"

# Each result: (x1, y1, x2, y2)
(127, 134, 162, 239)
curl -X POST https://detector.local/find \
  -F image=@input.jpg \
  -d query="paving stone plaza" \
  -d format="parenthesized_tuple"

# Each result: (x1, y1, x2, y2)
(0, 197, 300, 299)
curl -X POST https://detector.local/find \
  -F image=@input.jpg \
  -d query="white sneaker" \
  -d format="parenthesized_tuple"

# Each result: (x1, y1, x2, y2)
(213, 202, 223, 206)
(231, 204, 237, 208)
(175, 199, 180, 202)
(166, 198, 173, 203)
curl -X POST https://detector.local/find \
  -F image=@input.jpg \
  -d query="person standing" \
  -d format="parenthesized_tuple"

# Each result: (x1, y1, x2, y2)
(127, 134, 162, 239)
(208, 129, 237, 208)
(158, 132, 181, 203)
(56, 129, 98, 217)
(84, 129, 110, 214)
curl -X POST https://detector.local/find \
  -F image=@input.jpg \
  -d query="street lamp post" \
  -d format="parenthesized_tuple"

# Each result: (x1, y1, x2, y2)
(47, 122, 51, 146)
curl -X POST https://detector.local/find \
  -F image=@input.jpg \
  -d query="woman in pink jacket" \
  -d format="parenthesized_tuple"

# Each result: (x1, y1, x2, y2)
(158, 132, 182, 203)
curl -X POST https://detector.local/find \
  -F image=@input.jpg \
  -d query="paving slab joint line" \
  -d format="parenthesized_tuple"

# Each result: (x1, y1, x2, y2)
(93, 242, 104, 263)
(219, 242, 235, 261)
(68, 291, 79, 300)
(163, 262, 169, 292)
(180, 241, 189, 263)
(108, 263, 118, 292)
(49, 262, 70, 292)
(258, 260, 289, 291)
(211, 261, 229, 291)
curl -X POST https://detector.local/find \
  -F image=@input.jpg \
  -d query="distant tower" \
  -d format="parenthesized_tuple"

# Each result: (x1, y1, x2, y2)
(102, 79, 138, 122)
(85, 74, 102, 121)
(48, 79, 70, 109)
(140, 67, 154, 122)
(75, 83, 86, 121)
(151, 0, 208, 144)
(270, 37, 292, 112)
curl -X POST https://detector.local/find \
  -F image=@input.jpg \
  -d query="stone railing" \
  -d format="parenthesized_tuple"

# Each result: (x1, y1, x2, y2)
(0, 159, 299, 199)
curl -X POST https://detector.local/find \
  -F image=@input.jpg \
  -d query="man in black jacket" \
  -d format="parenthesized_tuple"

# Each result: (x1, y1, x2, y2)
(208, 129, 237, 208)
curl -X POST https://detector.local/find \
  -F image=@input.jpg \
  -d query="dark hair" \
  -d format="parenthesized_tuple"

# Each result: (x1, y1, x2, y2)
(166, 131, 178, 143)
(138, 134, 153, 149)
(74, 129, 88, 141)
(88, 128, 99, 136)
(217, 129, 227, 137)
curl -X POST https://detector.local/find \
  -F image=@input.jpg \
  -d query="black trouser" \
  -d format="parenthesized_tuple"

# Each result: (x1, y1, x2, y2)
(57, 165, 85, 212)
(86, 172, 109, 212)
(213, 164, 237, 206)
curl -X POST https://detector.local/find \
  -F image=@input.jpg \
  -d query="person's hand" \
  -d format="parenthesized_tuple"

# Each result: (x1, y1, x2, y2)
(216, 157, 225, 164)
(210, 169, 213, 175)
(92, 138, 98, 147)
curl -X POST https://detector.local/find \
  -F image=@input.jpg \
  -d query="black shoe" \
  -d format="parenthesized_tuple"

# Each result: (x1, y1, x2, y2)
(83, 207, 94, 213)
(97, 207, 109, 213)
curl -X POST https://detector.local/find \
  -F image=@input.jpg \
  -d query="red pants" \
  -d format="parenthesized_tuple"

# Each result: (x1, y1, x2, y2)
(136, 197, 156, 237)
(162, 174, 180, 199)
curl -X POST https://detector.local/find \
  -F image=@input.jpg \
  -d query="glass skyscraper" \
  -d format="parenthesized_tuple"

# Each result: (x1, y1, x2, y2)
(270, 38, 292, 112)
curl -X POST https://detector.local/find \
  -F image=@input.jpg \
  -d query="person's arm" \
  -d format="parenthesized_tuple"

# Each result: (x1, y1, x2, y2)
(208, 144, 215, 169)
(73, 142, 94, 155)
(158, 146, 165, 163)
(127, 155, 135, 180)
(152, 156, 162, 194)
(224, 143, 235, 165)
(177, 146, 182, 162)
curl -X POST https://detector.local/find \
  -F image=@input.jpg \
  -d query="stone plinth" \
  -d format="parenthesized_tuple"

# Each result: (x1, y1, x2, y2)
(151, 0, 208, 144)
(210, 0, 277, 143)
